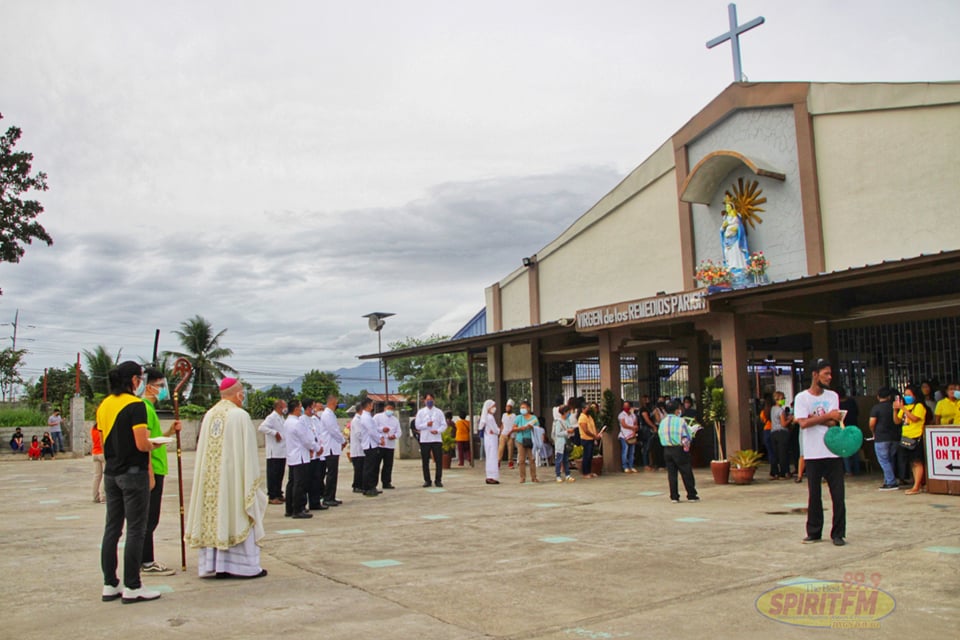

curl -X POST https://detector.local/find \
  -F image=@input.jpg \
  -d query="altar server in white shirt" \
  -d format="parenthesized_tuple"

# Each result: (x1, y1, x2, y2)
(374, 401, 401, 489)
(257, 399, 287, 504)
(319, 395, 344, 506)
(415, 393, 445, 488)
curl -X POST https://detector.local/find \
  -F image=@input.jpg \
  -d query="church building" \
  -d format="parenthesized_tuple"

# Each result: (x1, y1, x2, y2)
(371, 81, 960, 467)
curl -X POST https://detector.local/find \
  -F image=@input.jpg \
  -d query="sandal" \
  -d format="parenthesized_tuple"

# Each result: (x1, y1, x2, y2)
(905, 489, 921, 495)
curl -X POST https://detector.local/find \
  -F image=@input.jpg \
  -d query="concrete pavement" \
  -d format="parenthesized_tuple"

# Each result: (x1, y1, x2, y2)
(1, 452, 957, 639)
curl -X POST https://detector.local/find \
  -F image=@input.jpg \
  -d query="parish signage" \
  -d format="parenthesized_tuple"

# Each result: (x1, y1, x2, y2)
(925, 428, 960, 481)
(575, 289, 708, 331)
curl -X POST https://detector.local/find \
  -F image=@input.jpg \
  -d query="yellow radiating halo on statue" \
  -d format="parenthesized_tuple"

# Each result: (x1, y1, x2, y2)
(724, 177, 766, 230)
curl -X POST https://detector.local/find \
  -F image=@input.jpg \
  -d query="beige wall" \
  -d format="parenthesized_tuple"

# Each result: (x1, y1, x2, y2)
(498, 269, 530, 331)
(538, 171, 684, 319)
(502, 342, 532, 380)
(815, 103, 960, 270)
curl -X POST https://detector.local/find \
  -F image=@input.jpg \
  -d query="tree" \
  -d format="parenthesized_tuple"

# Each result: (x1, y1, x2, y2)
(83, 345, 122, 396)
(300, 370, 340, 402)
(0, 347, 26, 401)
(263, 384, 297, 402)
(163, 315, 237, 406)
(386, 335, 467, 411)
(0, 113, 53, 289)
(29, 364, 94, 409)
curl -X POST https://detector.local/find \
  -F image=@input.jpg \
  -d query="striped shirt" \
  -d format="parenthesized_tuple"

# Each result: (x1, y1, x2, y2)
(658, 414, 690, 447)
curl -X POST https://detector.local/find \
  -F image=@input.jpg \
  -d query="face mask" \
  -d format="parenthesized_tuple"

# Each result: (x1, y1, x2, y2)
(282, 409, 289, 416)
(156, 385, 170, 402)
(902, 395, 914, 405)
(135, 378, 146, 397)
(426, 400, 434, 408)
(385, 410, 394, 417)
(778, 399, 785, 406)
(520, 407, 529, 415)
(953, 391, 960, 400)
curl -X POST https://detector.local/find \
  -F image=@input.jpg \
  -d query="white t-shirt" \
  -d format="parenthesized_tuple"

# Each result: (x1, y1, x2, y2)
(794, 388, 840, 460)
(618, 411, 637, 439)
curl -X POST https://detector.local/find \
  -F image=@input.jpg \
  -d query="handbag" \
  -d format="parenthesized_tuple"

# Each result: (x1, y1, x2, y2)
(625, 436, 638, 446)
(519, 429, 533, 448)
(900, 436, 919, 450)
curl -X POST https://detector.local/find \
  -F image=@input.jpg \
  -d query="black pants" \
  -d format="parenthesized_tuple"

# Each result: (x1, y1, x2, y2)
(352, 456, 364, 490)
(805, 457, 846, 540)
(101, 468, 150, 589)
(324, 454, 340, 502)
(379, 447, 395, 486)
(363, 447, 381, 491)
(419, 441, 443, 484)
(141, 474, 164, 565)
(664, 446, 698, 500)
(309, 458, 326, 509)
(771, 430, 791, 477)
(266, 458, 286, 500)
(285, 463, 310, 516)
(581, 439, 595, 475)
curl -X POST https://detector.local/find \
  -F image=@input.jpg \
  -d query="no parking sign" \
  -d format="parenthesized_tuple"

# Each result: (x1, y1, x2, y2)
(925, 428, 960, 481)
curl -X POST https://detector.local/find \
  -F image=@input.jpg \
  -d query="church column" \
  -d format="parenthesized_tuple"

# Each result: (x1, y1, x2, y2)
(714, 313, 752, 455)
(599, 330, 626, 472)
(490, 345, 506, 420)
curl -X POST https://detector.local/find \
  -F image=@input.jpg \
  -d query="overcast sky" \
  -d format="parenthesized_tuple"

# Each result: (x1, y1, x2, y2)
(1, 0, 958, 390)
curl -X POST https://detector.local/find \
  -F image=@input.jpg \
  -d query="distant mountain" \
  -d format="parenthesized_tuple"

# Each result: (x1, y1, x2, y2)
(263, 361, 398, 397)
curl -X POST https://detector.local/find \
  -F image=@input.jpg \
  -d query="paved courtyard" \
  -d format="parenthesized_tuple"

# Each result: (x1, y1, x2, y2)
(2, 451, 957, 639)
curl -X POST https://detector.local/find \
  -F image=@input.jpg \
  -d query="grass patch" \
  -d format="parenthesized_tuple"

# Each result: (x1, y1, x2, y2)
(0, 408, 47, 427)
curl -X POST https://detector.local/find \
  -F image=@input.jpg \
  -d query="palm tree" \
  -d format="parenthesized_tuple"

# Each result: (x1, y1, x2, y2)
(163, 315, 237, 406)
(83, 345, 121, 396)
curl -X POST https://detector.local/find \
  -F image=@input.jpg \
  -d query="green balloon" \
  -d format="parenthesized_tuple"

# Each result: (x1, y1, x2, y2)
(824, 425, 863, 458)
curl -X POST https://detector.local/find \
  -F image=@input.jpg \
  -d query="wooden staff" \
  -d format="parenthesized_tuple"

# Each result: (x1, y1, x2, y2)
(172, 357, 193, 571)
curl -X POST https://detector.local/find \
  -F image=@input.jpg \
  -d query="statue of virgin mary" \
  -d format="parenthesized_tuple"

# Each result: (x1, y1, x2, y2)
(720, 195, 749, 284)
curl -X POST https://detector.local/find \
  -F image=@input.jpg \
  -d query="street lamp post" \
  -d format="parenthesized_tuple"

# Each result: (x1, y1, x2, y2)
(362, 312, 395, 400)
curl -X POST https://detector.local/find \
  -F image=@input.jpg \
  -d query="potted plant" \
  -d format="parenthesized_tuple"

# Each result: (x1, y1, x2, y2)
(695, 260, 732, 291)
(441, 430, 456, 469)
(728, 449, 763, 484)
(703, 377, 730, 484)
(746, 251, 769, 285)
(595, 388, 619, 474)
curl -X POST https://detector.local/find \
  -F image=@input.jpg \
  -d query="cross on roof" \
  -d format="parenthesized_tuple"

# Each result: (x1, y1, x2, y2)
(706, 3, 765, 83)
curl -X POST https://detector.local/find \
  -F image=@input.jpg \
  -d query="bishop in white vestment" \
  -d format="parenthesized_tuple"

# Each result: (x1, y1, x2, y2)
(185, 377, 268, 578)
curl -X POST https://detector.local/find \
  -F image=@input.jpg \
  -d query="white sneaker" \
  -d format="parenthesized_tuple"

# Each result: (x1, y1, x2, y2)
(556, 477, 563, 483)
(566, 476, 575, 482)
(121, 586, 161, 604)
(141, 561, 176, 576)
(102, 584, 122, 602)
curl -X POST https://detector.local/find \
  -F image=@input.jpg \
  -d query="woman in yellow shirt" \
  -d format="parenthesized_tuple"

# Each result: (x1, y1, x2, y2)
(894, 384, 927, 495)
(578, 402, 601, 479)
(454, 413, 472, 466)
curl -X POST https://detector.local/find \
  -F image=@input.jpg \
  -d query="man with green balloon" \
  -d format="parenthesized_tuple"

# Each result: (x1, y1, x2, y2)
(794, 358, 859, 547)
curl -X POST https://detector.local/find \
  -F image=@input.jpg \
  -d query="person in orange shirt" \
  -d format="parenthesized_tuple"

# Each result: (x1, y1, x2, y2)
(91, 424, 106, 503)
(454, 412, 472, 466)
(760, 396, 774, 479)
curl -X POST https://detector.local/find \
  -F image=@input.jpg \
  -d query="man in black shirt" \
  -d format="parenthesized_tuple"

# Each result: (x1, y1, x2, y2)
(98, 361, 161, 604)
(868, 387, 900, 491)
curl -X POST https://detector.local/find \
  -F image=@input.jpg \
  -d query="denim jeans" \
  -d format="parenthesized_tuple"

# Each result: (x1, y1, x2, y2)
(50, 431, 64, 453)
(874, 441, 899, 486)
(620, 440, 635, 469)
(555, 450, 570, 477)
(101, 467, 150, 589)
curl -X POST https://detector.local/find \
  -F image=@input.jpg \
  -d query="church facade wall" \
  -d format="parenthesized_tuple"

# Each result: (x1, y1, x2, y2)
(813, 102, 960, 271)
(537, 171, 683, 322)
(497, 268, 530, 331)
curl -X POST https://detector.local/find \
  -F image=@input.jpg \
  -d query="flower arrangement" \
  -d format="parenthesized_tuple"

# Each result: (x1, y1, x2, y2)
(694, 260, 732, 287)
(746, 251, 768, 276)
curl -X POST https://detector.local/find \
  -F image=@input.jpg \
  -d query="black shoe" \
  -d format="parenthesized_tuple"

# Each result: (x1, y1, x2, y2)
(353, 488, 363, 493)
(322, 501, 340, 507)
(435, 482, 443, 488)
(331, 499, 343, 505)
(376, 489, 383, 494)
(284, 513, 292, 518)
(314, 503, 329, 510)
(363, 490, 379, 497)
(422, 482, 432, 488)
(382, 484, 395, 489)
(292, 512, 313, 519)
(832, 537, 846, 546)
(802, 536, 821, 544)
(687, 496, 700, 502)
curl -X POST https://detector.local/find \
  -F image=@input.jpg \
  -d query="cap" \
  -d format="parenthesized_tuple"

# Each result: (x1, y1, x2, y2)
(219, 377, 239, 391)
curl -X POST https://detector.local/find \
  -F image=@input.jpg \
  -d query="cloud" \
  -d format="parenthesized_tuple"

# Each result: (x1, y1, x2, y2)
(1, 165, 619, 386)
